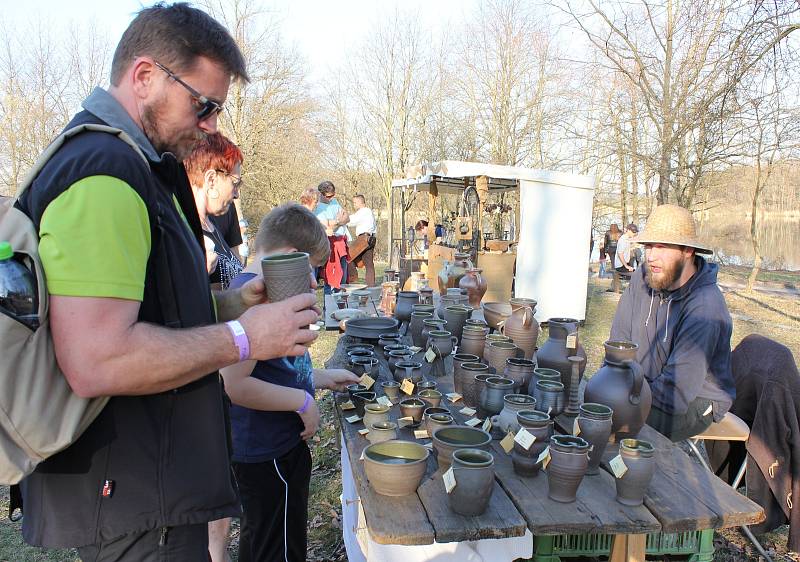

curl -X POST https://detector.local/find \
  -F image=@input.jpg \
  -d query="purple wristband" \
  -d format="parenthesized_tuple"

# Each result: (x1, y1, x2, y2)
(296, 391, 313, 414)
(225, 320, 250, 361)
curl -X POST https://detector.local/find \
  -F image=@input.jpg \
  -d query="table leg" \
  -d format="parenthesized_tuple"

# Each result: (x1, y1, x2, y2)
(610, 534, 646, 562)
(532, 535, 561, 562)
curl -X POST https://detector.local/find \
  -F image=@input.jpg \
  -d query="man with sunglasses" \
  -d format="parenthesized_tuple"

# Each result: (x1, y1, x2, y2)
(14, 4, 319, 560)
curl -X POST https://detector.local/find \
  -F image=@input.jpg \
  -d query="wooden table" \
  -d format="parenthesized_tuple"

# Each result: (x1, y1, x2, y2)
(326, 333, 765, 560)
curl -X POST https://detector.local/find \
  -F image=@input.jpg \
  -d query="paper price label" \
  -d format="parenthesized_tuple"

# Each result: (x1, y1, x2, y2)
(566, 332, 578, 350)
(573, 418, 581, 436)
(398, 416, 414, 428)
(425, 348, 437, 363)
(514, 428, 536, 450)
(500, 431, 516, 453)
(377, 395, 393, 407)
(358, 428, 370, 436)
(414, 429, 430, 439)
(346, 415, 362, 424)
(703, 404, 713, 416)
(459, 407, 477, 416)
(340, 400, 355, 411)
(482, 418, 493, 433)
(359, 374, 376, 390)
(443, 466, 457, 494)
(610, 454, 629, 478)
(446, 392, 463, 403)
(464, 418, 482, 427)
(401, 379, 415, 395)
(408, 346, 422, 353)
(537, 446, 551, 469)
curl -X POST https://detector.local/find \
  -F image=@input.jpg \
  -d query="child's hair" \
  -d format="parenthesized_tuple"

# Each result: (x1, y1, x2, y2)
(255, 203, 330, 265)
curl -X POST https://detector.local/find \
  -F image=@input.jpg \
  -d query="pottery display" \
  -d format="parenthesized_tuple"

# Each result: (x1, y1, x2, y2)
(449, 448, 495, 516)
(511, 410, 553, 477)
(383, 343, 409, 360)
(351, 357, 379, 378)
(363, 403, 391, 429)
(345, 317, 401, 340)
(527, 367, 561, 396)
(409, 311, 434, 348)
(484, 341, 520, 375)
(501, 298, 539, 360)
(482, 301, 513, 331)
(399, 398, 426, 423)
(430, 425, 492, 469)
(492, 394, 536, 434)
(535, 380, 565, 417)
(425, 413, 454, 435)
(458, 268, 488, 309)
(367, 421, 398, 444)
(421, 318, 447, 348)
(536, 318, 587, 397)
(381, 381, 401, 401)
(615, 439, 656, 506)
(417, 379, 438, 392)
(347, 349, 375, 365)
(351, 391, 377, 418)
(419, 287, 434, 305)
(427, 330, 458, 357)
(576, 403, 613, 474)
(584, 340, 652, 442)
(479, 376, 515, 417)
(394, 291, 420, 324)
(346, 384, 367, 402)
(438, 253, 473, 295)
(459, 325, 489, 358)
(394, 361, 423, 384)
(563, 355, 586, 417)
(418, 389, 443, 408)
(436, 289, 469, 319)
(380, 281, 399, 314)
(453, 353, 481, 395)
(378, 333, 402, 349)
(466, 318, 489, 329)
(388, 349, 414, 374)
(547, 435, 590, 503)
(504, 358, 536, 393)
(363, 440, 429, 497)
(459, 363, 490, 408)
(474, 374, 495, 415)
(443, 305, 473, 343)
(346, 343, 375, 354)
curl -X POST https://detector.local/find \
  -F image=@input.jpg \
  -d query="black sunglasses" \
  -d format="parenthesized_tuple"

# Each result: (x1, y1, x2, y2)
(154, 60, 223, 121)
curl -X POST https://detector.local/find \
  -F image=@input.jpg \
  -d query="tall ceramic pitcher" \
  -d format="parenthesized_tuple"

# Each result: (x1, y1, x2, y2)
(536, 318, 586, 396)
(500, 298, 539, 360)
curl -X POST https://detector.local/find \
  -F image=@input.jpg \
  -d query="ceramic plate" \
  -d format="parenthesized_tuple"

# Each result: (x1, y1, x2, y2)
(345, 317, 401, 340)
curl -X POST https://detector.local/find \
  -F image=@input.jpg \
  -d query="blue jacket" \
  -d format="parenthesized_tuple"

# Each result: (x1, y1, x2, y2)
(610, 257, 735, 418)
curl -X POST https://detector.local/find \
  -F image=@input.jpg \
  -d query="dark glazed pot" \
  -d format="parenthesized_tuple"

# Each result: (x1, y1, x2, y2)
(388, 350, 414, 376)
(511, 410, 553, 477)
(536, 318, 587, 396)
(547, 435, 590, 503)
(459, 325, 488, 359)
(577, 403, 614, 474)
(394, 291, 420, 323)
(615, 439, 656, 506)
(351, 391, 377, 418)
(394, 360, 423, 384)
(409, 311, 434, 348)
(453, 353, 481, 395)
(527, 367, 561, 396)
(584, 340, 652, 442)
(427, 330, 458, 357)
(399, 398, 426, 423)
(449, 448, 495, 516)
(479, 376, 515, 417)
(460, 363, 490, 408)
(492, 394, 536, 434)
(346, 384, 367, 402)
(421, 318, 447, 348)
(484, 341, 519, 375)
(383, 343, 409, 360)
(443, 305, 473, 343)
(535, 380, 565, 417)
(430, 426, 492, 469)
(504, 357, 536, 393)
(377, 333, 402, 349)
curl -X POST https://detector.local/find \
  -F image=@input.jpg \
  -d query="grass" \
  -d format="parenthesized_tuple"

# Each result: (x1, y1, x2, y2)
(2, 262, 799, 561)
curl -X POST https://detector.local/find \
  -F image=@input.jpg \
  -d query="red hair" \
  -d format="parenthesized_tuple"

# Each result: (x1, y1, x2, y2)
(184, 133, 244, 186)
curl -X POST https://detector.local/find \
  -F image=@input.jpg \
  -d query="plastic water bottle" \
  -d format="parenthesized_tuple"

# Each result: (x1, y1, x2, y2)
(0, 241, 39, 329)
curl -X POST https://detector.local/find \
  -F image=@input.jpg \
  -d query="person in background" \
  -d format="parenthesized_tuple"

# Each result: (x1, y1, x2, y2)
(299, 187, 319, 213)
(614, 223, 639, 274)
(598, 231, 608, 278)
(346, 194, 377, 285)
(604, 223, 621, 278)
(185, 133, 244, 292)
(221, 203, 360, 562)
(314, 180, 349, 293)
(210, 200, 246, 265)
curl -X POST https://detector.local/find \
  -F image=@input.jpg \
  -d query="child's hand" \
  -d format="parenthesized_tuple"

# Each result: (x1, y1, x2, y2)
(299, 397, 321, 440)
(315, 369, 361, 391)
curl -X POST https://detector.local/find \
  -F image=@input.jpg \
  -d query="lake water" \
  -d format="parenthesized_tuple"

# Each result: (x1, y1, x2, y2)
(697, 216, 799, 271)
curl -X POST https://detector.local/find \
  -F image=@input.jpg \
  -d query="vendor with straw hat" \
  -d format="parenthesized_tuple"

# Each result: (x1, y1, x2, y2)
(609, 204, 735, 442)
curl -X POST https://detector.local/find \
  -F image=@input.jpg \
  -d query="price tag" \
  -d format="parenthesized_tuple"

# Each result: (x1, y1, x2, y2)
(443, 466, 457, 494)
(703, 403, 713, 416)
(573, 418, 581, 436)
(482, 418, 492, 433)
(514, 428, 536, 450)
(408, 346, 422, 353)
(566, 332, 578, 350)
(414, 429, 430, 439)
(398, 416, 414, 428)
(459, 407, 477, 416)
(537, 446, 551, 469)
(346, 415, 362, 424)
(500, 431, 516, 453)
(377, 395, 393, 407)
(358, 428, 370, 436)
(359, 374, 376, 390)
(446, 392, 463, 403)
(610, 454, 629, 478)
(340, 400, 355, 411)
(401, 379, 415, 395)
(425, 348, 437, 363)
(360, 449, 366, 461)
(423, 442, 433, 450)
(464, 418, 482, 427)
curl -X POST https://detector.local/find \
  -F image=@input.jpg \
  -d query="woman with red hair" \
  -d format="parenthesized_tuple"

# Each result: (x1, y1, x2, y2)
(184, 133, 245, 291)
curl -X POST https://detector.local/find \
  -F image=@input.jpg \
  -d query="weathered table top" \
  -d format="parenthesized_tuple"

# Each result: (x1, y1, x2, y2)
(326, 332, 765, 547)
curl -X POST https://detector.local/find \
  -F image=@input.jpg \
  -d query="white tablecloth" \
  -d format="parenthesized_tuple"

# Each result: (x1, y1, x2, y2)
(340, 434, 534, 562)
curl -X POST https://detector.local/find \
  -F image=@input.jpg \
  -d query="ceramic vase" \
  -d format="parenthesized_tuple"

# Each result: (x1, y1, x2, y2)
(427, 330, 457, 357)
(492, 394, 536, 434)
(458, 268, 488, 309)
(479, 376, 515, 417)
(421, 319, 447, 348)
(425, 412, 454, 435)
(504, 358, 536, 393)
(443, 305, 472, 344)
(388, 350, 414, 376)
(381, 381, 401, 401)
(535, 380, 564, 417)
(536, 318, 587, 397)
(453, 353, 481, 395)
(511, 410, 553, 477)
(394, 361, 423, 384)
(527, 367, 561, 396)
(399, 398, 426, 423)
(363, 403, 391, 429)
(351, 391, 376, 418)
(394, 291, 419, 323)
(438, 253, 473, 295)
(576, 403, 614, 474)
(459, 363, 490, 408)
(449, 449, 495, 517)
(501, 298, 539, 360)
(615, 439, 656, 506)
(409, 311, 433, 348)
(418, 389, 443, 408)
(430, 426, 491, 469)
(459, 325, 489, 359)
(485, 341, 520, 375)
(436, 289, 468, 319)
(367, 421, 398, 444)
(547, 435, 590, 503)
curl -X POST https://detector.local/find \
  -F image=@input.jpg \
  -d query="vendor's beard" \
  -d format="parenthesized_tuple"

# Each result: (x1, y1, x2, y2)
(141, 101, 203, 161)
(645, 258, 685, 291)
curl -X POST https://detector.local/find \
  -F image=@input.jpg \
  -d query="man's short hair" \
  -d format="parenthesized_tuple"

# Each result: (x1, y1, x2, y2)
(299, 188, 319, 209)
(627, 223, 639, 233)
(110, 2, 249, 86)
(353, 194, 366, 205)
(317, 180, 335, 195)
(255, 203, 330, 265)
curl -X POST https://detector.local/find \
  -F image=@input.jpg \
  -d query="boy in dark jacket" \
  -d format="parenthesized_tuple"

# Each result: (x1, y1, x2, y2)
(610, 204, 735, 441)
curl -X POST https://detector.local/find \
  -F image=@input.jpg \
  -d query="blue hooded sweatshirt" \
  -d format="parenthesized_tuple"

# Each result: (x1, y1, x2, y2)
(610, 256, 735, 419)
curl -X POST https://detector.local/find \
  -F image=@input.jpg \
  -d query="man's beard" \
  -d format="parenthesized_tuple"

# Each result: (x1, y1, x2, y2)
(645, 258, 685, 291)
(141, 101, 204, 161)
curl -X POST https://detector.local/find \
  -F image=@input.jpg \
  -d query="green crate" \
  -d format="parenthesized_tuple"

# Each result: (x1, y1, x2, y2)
(530, 528, 714, 561)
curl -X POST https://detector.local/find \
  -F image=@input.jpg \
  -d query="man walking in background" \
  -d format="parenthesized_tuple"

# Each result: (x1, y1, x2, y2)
(347, 194, 377, 286)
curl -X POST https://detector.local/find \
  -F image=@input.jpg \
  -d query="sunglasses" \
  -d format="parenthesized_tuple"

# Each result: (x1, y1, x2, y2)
(154, 60, 224, 121)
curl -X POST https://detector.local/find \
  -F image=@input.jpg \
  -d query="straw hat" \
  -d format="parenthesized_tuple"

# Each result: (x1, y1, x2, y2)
(635, 204, 712, 254)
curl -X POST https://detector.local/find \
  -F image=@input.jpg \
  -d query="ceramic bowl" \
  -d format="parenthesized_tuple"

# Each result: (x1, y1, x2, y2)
(482, 302, 513, 330)
(418, 389, 442, 408)
(399, 398, 426, 423)
(367, 421, 398, 444)
(363, 440, 429, 496)
(431, 425, 492, 469)
(381, 381, 401, 401)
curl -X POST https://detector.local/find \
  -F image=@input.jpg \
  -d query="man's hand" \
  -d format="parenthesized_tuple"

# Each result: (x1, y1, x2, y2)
(239, 275, 267, 308)
(239, 293, 320, 359)
(298, 396, 321, 440)
(335, 208, 348, 227)
(314, 368, 361, 391)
